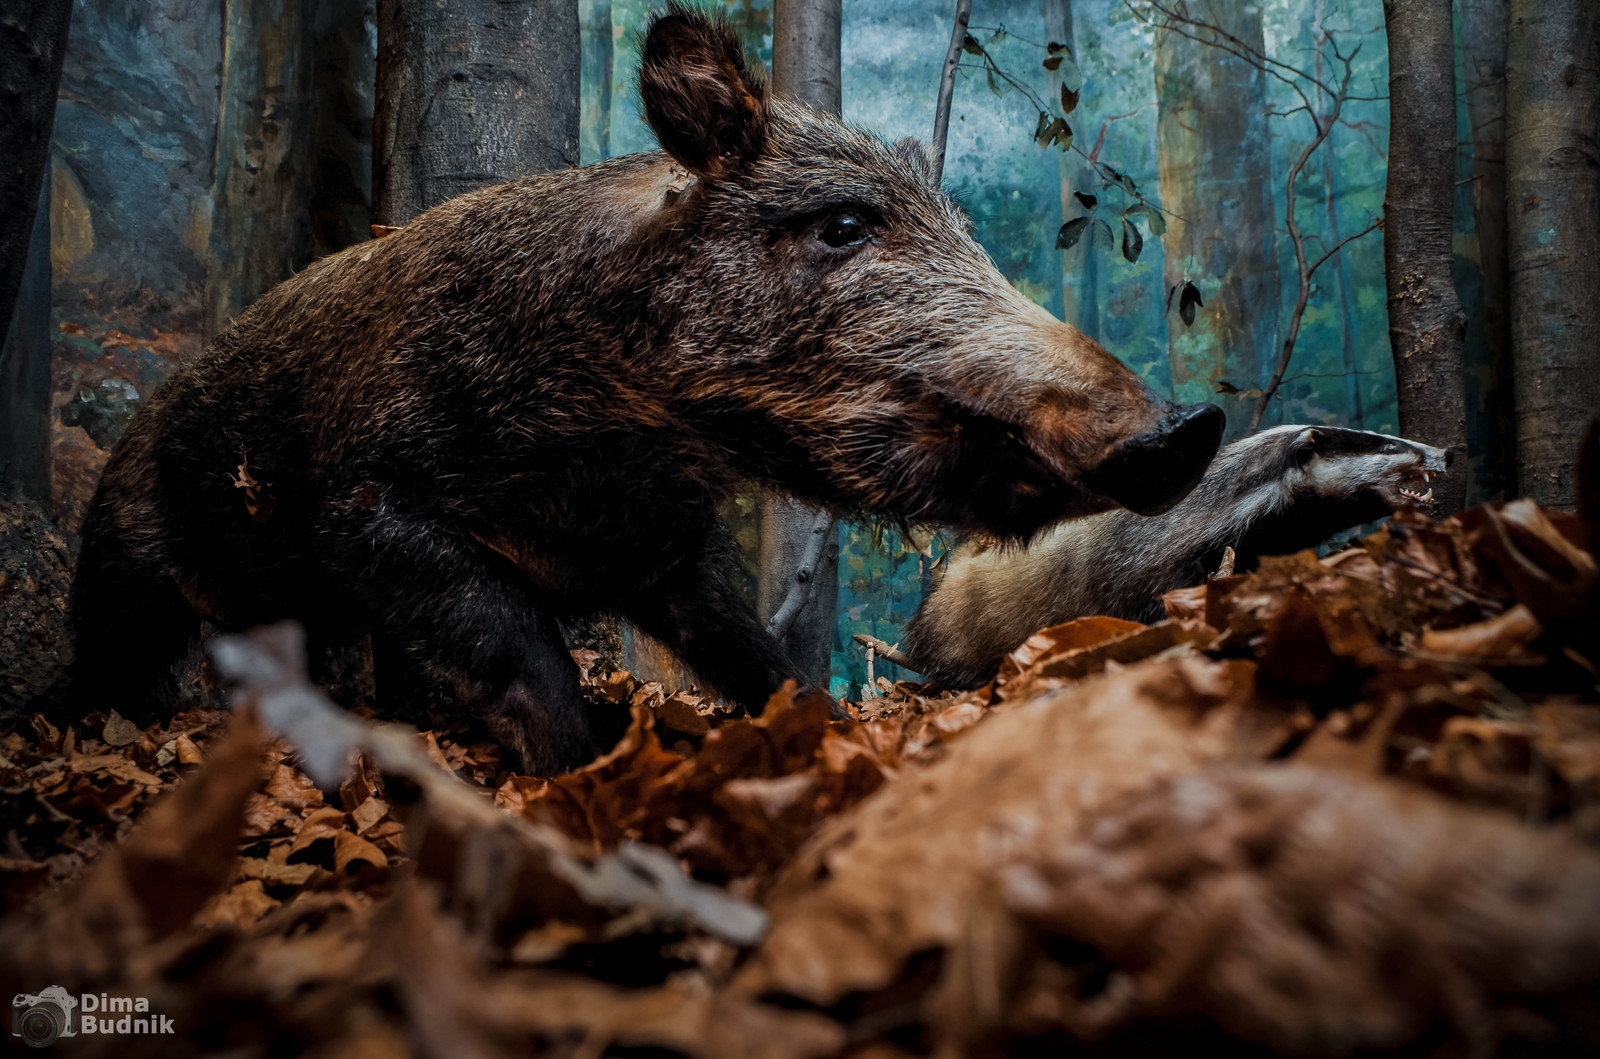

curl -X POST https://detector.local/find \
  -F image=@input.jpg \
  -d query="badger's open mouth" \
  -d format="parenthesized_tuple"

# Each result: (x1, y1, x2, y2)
(1398, 468, 1440, 504)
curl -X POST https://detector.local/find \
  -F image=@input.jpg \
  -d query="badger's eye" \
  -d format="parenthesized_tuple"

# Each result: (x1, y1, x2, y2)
(819, 213, 869, 248)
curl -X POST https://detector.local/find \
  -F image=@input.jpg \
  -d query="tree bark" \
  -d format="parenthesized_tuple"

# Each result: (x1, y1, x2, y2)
(1153, 6, 1281, 437)
(204, 0, 318, 339)
(0, 0, 72, 500)
(930, 0, 972, 187)
(1460, 0, 1513, 499)
(373, 0, 580, 226)
(0, 182, 51, 502)
(1383, 0, 1468, 514)
(1505, 0, 1600, 508)
(760, 0, 842, 688)
(0, 0, 71, 346)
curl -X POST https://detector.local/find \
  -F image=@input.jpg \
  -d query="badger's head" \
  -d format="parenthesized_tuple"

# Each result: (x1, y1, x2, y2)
(1283, 426, 1452, 512)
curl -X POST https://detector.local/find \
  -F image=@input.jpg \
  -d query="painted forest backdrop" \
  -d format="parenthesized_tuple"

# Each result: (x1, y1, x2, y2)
(0, 0, 1562, 696)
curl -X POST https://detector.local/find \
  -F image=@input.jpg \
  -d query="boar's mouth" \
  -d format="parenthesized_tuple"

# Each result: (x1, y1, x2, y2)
(939, 401, 1225, 538)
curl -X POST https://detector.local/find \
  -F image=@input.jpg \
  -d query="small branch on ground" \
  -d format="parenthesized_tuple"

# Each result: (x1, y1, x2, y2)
(852, 633, 918, 670)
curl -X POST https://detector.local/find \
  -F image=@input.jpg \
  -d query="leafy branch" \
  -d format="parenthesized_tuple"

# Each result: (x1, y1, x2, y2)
(956, 26, 1181, 289)
(1129, 1, 1384, 428)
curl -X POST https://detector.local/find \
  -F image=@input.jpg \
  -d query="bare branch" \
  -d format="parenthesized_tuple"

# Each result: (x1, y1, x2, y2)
(851, 633, 918, 670)
(766, 510, 836, 641)
(931, 0, 974, 184)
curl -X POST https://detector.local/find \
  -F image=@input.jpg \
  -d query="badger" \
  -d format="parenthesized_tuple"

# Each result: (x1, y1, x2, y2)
(905, 426, 1451, 688)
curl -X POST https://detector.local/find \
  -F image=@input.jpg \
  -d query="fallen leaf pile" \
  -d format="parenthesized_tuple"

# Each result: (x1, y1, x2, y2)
(2, 495, 1598, 1057)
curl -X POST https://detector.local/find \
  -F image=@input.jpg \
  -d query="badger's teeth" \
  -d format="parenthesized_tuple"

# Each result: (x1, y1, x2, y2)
(1421, 487, 1434, 502)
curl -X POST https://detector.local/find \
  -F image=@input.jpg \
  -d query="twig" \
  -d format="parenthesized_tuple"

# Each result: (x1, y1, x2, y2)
(852, 633, 918, 670)
(931, 0, 973, 184)
(1131, 1, 1381, 432)
(766, 510, 836, 640)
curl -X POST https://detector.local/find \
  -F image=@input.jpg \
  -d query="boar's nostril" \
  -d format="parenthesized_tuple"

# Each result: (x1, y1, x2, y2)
(1082, 402, 1225, 516)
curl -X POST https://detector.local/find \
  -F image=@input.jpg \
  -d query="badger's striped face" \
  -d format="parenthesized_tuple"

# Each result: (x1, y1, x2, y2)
(1288, 427, 1451, 510)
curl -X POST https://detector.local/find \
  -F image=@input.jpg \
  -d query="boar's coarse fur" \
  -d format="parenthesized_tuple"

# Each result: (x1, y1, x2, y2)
(61, 4, 1222, 774)
(907, 426, 1452, 688)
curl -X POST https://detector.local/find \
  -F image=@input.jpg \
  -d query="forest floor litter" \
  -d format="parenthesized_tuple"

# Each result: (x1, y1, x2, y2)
(2, 498, 1599, 1056)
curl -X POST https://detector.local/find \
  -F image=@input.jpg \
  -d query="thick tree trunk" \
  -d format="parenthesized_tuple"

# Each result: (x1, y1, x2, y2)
(759, 0, 842, 689)
(373, 0, 580, 226)
(0, 0, 71, 345)
(1505, 0, 1600, 508)
(1383, 0, 1468, 514)
(1460, 0, 1513, 499)
(1, 184, 51, 502)
(204, 0, 318, 338)
(1153, 8, 1281, 438)
(0, 0, 72, 501)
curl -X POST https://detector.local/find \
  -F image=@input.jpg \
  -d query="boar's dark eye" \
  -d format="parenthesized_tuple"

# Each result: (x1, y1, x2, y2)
(819, 213, 869, 248)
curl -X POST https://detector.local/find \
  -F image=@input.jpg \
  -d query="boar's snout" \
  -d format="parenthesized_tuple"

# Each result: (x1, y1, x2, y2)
(1081, 402, 1225, 515)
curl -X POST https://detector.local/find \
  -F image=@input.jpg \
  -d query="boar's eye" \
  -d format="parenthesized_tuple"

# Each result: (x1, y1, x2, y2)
(819, 213, 869, 248)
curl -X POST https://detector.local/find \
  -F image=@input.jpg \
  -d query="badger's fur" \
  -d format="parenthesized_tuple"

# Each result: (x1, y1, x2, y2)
(906, 426, 1451, 687)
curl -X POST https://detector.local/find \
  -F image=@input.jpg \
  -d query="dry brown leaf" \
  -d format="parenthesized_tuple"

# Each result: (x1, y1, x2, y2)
(102, 710, 142, 747)
(1000, 765, 1600, 1054)
(1419, 602, 1543, 660)
(196, 878, 281, 929)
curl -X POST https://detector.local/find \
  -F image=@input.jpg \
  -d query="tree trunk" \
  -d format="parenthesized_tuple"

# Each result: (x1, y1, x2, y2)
(204, 0, 318, 339)
(0, 0, 71, 346)
(373, 0, 580, 226)
(0, 182, 51, 502)
(1505, 0, 1600, 508)
(1460, 0, 1513, 500)
(580, 0, 613, 163)
(1383, 0, 1468, 514)
(759, 0, 842, 688)
(1153, 7, 1281, 437)
(1042, 0, 1095, 334)
(1316, 0, 1363, 429)
(0, 0, 72, 501)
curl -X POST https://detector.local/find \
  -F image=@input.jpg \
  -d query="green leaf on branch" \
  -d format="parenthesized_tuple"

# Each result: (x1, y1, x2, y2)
(1060, 84, 1080, 115)
(1126, 202, 1167, 237)
(1074, 191, 1098, 210)
(962, 33, 984, 56)
(1092, 217, 1115, 253)
(1178, 281, 1204, 326)
(1034, 111, 1051, 143)
(1214, 379, 1264, 399)
(987, 68, 1003, 97)
(1102, 167, 1140, 197)
(1121, 215, 1143, 263)
(1056, 216, 1093, 250)
(988, 28, 1008, 44)
(1045, 118, 1072, 152)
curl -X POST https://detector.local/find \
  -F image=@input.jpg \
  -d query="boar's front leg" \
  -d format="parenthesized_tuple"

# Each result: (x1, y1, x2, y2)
(324, 505, 597, 776)
(624, 549, 810, 716)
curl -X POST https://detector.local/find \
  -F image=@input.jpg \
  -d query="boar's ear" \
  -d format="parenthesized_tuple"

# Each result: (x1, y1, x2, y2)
(641, 3, 768, 180)
(892, 138, 937, 187)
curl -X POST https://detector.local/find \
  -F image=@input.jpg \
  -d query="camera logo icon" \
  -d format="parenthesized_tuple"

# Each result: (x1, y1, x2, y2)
(12, 986, 78, 1048)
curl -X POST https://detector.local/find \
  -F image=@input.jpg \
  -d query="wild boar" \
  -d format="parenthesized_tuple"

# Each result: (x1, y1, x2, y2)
(62, 3, 1223, 773)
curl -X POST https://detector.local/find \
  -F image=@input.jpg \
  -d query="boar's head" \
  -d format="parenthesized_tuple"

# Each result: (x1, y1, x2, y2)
(638, 4, 1223, 538)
